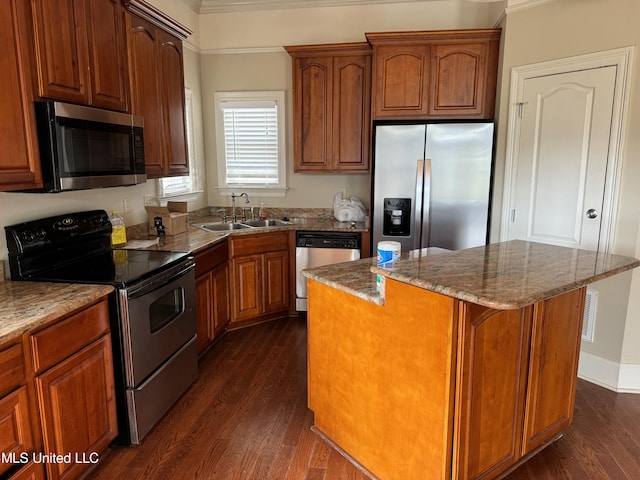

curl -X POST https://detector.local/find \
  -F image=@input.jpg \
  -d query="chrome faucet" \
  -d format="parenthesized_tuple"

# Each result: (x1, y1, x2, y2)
(231, 192, 249, 222)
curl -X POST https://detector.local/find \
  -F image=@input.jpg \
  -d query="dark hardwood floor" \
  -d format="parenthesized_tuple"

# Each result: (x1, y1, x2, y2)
(90, 317, 640, 480)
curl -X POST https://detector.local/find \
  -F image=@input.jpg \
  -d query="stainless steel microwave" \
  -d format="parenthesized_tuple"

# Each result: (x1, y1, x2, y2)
(30, 102, 146, 192)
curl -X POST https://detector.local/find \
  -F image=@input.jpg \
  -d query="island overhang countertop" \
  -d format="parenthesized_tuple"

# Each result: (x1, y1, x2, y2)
(302, 240, 640, 309)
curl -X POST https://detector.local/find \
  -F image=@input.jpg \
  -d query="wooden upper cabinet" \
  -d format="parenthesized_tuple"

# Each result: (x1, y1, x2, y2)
(124, 2, 191, 178)
(84, 0, 129, 111)
(367, 29, 501, 120)
(286, 43, 371, 173)
(0, 0, 42, 191)
(370, 43, 430, 118)
(31, 0, 128, 111)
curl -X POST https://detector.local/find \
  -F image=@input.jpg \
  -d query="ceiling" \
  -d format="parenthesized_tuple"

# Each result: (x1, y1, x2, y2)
(184, 0, 445, 14)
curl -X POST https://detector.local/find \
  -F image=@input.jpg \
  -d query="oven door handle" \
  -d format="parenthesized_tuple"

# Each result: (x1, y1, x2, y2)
(125, 260, 195, 299)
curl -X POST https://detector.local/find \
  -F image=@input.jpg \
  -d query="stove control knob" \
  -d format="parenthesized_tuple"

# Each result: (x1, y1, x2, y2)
(21, 230, 35, 243)
(35, 228, 46, 240)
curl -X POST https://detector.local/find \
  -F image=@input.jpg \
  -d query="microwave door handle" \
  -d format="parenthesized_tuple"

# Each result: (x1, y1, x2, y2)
(414, 159, 424, 250)
(422, 159, 431, 249)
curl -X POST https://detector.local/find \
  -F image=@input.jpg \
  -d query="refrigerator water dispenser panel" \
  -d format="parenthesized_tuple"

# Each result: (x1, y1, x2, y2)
(383, 198, 411, 236)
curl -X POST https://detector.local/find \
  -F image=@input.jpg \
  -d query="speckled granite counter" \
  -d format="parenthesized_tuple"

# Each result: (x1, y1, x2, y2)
(303, 240, 640, 309)
(127, 216, 368, 255)
(0, 281, 113, 344)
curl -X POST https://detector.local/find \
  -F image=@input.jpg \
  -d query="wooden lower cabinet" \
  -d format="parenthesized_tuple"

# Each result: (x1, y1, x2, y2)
(0, 343, 36, 478)
(195, 241, 230, 356)
(456, 289, 585, 479)
(307, 278, 587, 480)
(30, 299, 117, 480)
(7, 461, 45, 480)
(229, 232, 290, 327)
(522, 287, 585, 454)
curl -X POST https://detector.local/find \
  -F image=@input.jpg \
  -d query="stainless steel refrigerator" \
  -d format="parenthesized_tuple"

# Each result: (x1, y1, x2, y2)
(371, 122, 494, 252)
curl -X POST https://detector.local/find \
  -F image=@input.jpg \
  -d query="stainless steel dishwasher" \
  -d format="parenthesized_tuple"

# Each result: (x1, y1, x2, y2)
(295, 231, 361, 311)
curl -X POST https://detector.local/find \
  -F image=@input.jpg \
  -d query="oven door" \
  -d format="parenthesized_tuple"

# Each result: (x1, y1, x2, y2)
(118, 261, 196, 388)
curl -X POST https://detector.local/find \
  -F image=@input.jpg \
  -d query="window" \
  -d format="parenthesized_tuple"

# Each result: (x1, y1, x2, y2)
(159, 88, 199, 197)
(214, 91, 287, 196)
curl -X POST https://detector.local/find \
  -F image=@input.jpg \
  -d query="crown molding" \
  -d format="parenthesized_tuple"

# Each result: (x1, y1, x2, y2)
(191, 0, 439, 14)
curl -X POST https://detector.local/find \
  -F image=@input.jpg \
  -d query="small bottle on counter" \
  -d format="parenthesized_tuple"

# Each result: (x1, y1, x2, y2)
(259, 203, 266, 220)
(110, 210, 127, 247)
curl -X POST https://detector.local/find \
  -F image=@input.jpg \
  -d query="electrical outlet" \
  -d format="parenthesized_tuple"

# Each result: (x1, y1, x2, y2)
(338, 187, 347, 198)
(144, 194, 157, 206)
(123, 197, 131, 213)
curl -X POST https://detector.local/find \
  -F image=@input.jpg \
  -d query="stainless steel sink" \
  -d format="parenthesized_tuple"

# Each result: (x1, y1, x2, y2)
(242, 219, 293, 228)
(194, 222, 253, 232)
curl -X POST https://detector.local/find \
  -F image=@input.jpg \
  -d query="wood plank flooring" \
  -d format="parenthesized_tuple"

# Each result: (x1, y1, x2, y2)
(89, 317, 640, 480)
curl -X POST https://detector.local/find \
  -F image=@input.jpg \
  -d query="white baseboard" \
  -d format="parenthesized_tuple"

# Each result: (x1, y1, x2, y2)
(578, 350, 640, 394)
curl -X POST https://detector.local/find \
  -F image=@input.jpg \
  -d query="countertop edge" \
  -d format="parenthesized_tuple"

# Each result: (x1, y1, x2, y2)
(0, 283, 114, 345)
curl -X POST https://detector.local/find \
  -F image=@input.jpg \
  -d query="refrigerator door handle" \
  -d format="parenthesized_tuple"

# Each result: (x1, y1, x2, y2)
(422, 158, 432, 249)
(414, 159, 424, 250)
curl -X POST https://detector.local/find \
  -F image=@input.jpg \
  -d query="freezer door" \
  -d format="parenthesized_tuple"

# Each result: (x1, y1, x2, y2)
(372, 124, 426, 252)
(424, 123, 494, 250)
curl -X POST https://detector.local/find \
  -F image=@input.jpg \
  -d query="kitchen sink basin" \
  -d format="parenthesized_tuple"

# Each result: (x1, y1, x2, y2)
(194, 222, 252, 232)
(242, 219, 293, 228)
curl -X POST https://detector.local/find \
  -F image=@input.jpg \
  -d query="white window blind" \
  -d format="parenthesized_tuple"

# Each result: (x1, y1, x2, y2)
(214, 91, 287, 196)
(222, 100, 279, 185)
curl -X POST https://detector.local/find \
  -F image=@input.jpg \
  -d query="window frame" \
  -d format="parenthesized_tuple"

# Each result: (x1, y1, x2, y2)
(214, 90, 287, 197)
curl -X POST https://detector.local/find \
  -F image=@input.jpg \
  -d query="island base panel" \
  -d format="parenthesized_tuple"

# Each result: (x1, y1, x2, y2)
(307, 278, 457, 480)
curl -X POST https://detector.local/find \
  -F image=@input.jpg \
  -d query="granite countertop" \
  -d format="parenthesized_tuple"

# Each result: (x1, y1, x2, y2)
(303, 240, 640, 309)
(0, 281, 114, 345)
(127, 216, 369, 254)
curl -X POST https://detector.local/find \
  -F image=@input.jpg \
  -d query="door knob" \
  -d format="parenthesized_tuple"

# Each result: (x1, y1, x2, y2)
(586, 208, 599, 219)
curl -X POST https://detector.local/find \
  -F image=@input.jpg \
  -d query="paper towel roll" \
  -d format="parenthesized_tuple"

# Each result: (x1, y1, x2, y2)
(377, 241, 401, 266)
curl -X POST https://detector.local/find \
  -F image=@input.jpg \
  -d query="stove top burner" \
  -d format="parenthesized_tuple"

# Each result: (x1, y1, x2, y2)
(32, 249, 190, 287)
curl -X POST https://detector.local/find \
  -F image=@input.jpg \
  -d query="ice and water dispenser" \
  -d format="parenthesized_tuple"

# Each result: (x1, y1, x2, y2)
(383, 198, 411, 236)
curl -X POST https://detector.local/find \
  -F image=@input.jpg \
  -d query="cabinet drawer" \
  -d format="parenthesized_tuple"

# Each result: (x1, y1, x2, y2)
(230, 232, 289, 257)
(30, 300, 110, 374)
(0, 387, 34, 476)
(0, 344, 25, 397)
(195, 240, 228, 277)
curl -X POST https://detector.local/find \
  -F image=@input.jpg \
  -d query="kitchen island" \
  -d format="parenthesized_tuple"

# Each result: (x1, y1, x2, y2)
(302, 240, 639, 480)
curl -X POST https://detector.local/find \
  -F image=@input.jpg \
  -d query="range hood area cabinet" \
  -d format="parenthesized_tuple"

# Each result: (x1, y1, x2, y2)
(0, 0, 192, 192)
(366, 29, 501, 120)
(286, 43, 372, 173)
(124, 2, 192, 178)
(30, 0, 129, 112)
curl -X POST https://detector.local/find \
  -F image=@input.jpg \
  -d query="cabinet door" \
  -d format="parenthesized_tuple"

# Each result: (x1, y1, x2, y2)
(332, 54, 371, 171)
(211, 262, 230, 336)
(453, 303, 531, 480)
(195, 272, 214, 356)
(263, 251, 289, 313)
(232, 255, 263, 322)
(0, 388, 34, 476)
(6, 461, 45, 480)
(158, 29, 189, 177)
(35, 335, 117, 480)
(292, 56, 332, 172)
(126, 14, 166, 178)
(31, 0, 87, 104)
(429, 42, 496, 118)
(372, 44, 430, 119)
(0, 0, 42, 191)
(85, 0, 128, 111)
(522, 287, 585, 454)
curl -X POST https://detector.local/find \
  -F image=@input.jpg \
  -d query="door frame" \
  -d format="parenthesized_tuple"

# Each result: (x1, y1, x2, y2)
(500, 47, 634, 255)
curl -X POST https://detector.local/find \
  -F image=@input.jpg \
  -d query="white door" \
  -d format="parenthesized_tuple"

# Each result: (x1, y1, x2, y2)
(507, 66, 617, 251)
